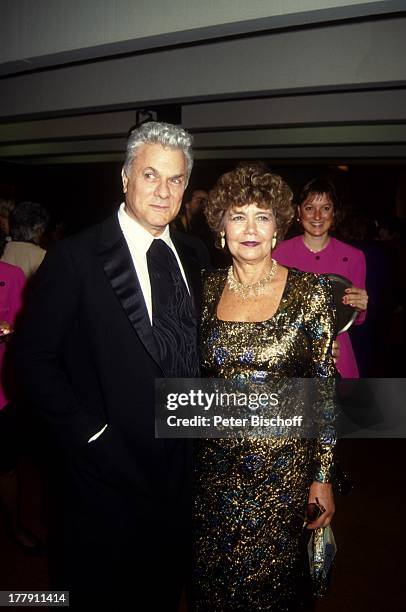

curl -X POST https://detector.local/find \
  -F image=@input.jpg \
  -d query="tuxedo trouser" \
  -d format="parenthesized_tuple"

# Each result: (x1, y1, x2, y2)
(47, 453, 191, 611)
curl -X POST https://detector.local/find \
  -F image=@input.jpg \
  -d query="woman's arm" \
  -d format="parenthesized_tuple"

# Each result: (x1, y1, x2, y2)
(305, 275, 337, 528)
(344, 249, 367, 324)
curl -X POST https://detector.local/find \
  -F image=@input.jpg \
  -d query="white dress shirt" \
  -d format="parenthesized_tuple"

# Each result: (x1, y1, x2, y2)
(117, 202, 190, 324)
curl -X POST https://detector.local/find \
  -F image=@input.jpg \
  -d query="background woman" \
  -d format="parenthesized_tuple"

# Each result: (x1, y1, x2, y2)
(193, 163, 337, 611)
(273, 178, 368, 378)
(0, 230, 39, 550)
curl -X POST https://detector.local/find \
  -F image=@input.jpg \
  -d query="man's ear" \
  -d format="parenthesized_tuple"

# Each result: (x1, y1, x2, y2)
(121, 169, 128, 194)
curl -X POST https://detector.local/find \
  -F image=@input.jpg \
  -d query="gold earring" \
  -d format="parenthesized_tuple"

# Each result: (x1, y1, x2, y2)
(220, 231, 225, 249)
(271, 233, 277, 249)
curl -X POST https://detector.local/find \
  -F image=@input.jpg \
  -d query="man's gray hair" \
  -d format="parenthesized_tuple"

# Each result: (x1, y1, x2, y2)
(123, 122, 193, 183)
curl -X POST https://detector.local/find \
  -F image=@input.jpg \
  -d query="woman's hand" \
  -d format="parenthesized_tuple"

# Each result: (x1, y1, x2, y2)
(331, 339, 340, 363)
(306, 481, 335, 530)
(343, 286, 368, 312)
(0, 321, 12, 335)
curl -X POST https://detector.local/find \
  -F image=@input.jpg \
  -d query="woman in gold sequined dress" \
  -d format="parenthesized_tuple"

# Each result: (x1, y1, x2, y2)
(193, 163, 337, 612)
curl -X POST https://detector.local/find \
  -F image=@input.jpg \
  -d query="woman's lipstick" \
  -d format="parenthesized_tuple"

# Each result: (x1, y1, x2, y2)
(241, 241, 260, 247)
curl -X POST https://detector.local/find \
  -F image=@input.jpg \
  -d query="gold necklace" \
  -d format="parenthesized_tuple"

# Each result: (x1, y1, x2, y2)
(227, 259, 278, 300)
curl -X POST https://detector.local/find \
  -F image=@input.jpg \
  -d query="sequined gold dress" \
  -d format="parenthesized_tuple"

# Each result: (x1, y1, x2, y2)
(193, 268, 337, 612)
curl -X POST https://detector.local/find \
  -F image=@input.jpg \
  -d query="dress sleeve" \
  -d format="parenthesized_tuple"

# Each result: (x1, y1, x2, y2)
(6, 267, 26, 326)
(304, 275, 337, 483)
(351, 249, 367, 325)
(304, 275, 337, 378)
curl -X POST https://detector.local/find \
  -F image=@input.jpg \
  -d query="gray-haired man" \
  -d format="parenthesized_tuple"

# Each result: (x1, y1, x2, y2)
(15, 123, 209, 610)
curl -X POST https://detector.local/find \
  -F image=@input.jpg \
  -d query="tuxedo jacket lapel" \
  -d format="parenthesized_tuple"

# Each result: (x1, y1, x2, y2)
(98, 215, 163, 371)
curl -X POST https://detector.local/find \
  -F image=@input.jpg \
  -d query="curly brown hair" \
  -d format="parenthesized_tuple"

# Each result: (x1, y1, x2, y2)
(205, 162, 294, 246)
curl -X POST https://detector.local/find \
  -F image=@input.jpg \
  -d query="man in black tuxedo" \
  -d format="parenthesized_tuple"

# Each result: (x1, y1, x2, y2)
(14, 122, 209, 609)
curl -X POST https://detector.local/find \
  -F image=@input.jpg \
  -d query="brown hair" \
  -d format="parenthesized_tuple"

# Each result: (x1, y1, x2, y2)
(0, 198, 15, 218)
(205, 162, 294, 245)
(296, 177, 344, 227)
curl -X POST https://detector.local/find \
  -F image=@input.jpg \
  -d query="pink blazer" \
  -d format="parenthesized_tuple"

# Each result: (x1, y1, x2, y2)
(0, 261, 26, 409)
(273, 236, 366, 378)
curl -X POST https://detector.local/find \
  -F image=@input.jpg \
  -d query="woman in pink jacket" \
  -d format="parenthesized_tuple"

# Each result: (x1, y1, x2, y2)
(0, 234, 40, 549)
(274, 178, 368, 378)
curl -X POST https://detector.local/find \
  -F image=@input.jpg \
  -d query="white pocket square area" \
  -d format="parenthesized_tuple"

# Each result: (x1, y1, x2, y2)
(87, 424, 108, 443)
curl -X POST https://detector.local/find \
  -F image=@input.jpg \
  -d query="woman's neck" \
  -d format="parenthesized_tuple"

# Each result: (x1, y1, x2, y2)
(302, 233, 330, 253)
(232, 257, 273, 285)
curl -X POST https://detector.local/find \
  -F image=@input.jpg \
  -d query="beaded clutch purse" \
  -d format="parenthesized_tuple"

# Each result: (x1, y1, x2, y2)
(308, 524, 337, 596)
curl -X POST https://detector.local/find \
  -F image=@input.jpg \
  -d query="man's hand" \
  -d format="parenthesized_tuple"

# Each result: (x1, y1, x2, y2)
(305, 481, 335, 530)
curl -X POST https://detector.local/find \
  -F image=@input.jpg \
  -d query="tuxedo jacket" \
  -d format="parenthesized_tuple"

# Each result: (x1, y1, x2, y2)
(14, 213, 208, 499)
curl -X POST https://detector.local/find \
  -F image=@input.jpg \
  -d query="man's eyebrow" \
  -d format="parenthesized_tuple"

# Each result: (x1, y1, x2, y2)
(142, 167, 184, 179)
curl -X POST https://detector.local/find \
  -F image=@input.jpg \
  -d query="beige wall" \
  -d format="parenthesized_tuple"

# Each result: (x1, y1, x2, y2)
(1, 0, 404, 73)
